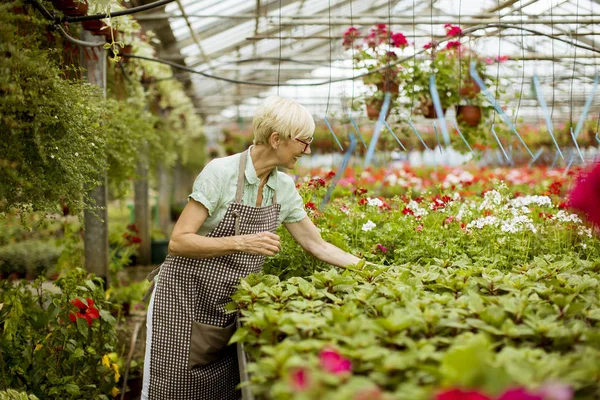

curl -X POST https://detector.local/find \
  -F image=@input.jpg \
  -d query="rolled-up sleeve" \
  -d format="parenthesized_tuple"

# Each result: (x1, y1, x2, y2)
(278, 173, 307, 224)
(188, 161, 222, 216)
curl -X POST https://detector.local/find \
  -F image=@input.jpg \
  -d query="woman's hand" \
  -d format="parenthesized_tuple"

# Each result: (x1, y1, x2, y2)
(237, 231, 281, 256)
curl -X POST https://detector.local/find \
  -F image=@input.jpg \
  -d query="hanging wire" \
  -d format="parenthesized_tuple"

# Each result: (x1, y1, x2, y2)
(277, 0, 282, 95)
(63, 0, 177, 22)
(512, 0, 525, 127)
(569, 0, 580, 131)
(550, 0, 556, 120)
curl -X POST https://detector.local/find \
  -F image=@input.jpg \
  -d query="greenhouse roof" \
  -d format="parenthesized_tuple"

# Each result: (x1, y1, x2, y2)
(133, 0, 600, 125)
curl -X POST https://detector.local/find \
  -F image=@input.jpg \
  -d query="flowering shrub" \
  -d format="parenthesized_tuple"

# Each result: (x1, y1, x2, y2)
(236, 165, 599, 399)
(0, 268, 119, 399)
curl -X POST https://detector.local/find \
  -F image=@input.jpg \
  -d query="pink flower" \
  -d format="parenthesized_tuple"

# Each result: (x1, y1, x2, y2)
(416, 224, 423, 232)
(424, 41, 436, 49)
(485, 57, 494, 64)
(495, 55, 509, 62)
(537, 383, 573, 400)
(497, 388, 542, 400)
(319, 348, 352, 374)
(289, 367, 311, 391)
(436, 388, 491, 400)
(444, 24, 463, 37)
(392, 32, 408, 48)
(568, 162, 600, 228)
(376, 244, 387, 253)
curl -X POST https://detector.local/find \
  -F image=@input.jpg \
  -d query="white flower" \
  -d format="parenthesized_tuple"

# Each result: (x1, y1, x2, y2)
(75, 152, 79, 157)
(50, 154, 55, 159)
(479, 190, 503, 211)
(362, 220, 376, 232)
(556, 210, 582, 224)
(366, 197, 384, 207)
(340, 206, 350, 215)
(511, 195, 552, 208)
(467, 216, 499, 229)
(91, 142, 96, 147)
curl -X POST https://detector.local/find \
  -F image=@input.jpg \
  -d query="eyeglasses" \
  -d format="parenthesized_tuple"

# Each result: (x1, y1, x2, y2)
(295, 137, 313, 153)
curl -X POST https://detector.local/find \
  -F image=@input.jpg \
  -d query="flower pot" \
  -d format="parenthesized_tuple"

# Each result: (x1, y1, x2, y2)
(51, 0, 88, 16)
(459, 79, 481, 98)
(376, 81, 399, 94)
(457, 105, 482, 126)
(366, 101, 391, 121)
(81, 19, 106, 33)
(123, 376, 143, 400)
(120, 44, 133, 55)
(422, 103, 446, 119)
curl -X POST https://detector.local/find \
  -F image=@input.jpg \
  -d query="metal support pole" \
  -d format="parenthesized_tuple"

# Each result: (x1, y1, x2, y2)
(81, 31, 109, 285)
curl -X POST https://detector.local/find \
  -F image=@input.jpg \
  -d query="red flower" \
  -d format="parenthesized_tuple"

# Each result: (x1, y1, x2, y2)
(402, 207, 414, 215)
(308, 178, 326, 188)
(343, 27, 360, 49)
(326, 170, 337, 179)
(391, 32, 408, 48)
(131, 236, 142, 244)
(444, 24, 463, 37)
(446, 40, 461, 50)
(289, 367, 311, 391)
(424, 41, 436, 49)
(70, 297, 100, 326)
(376, 244, 387, 253)
(496, 388, 542, 400)
(568, 162, 600, 228)
(319, 348, 352, 374)
(305, 201, 316, 211)
(436, 388, 491, 400)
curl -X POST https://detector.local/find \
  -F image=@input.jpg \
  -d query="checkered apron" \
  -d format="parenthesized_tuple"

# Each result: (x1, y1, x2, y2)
(147, 150, 280, 399)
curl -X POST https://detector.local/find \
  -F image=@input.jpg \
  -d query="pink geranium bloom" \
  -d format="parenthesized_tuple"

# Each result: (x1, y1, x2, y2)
(568, 162, 600, 228)
(537, 382, 573, 400)
(444, 24, 463, 37)
(376, 244, 387, 253)
(289, 367, 311, 391)
(436, 388, 491, 400)
(496, 388, 542, 400)
(319, 348, 352, 374)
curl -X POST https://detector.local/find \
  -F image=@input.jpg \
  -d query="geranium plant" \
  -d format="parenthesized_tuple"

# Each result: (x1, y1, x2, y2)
(343, 24, 411, 119)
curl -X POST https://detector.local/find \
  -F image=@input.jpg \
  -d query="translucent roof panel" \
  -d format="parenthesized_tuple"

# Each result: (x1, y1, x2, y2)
(161, 0, 600, 124)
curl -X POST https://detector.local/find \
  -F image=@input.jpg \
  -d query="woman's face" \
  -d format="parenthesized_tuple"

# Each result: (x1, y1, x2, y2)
(278, 136, 313, 169)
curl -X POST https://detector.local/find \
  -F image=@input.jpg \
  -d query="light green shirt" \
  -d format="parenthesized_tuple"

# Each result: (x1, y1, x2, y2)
(189, 149, 307, 236)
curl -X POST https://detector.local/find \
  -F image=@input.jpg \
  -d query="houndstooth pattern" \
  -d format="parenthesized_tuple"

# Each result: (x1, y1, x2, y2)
(147, 158, 281, 399)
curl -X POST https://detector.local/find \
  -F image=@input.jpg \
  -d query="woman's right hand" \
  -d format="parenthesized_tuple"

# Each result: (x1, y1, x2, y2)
(238, 232, 281, 256)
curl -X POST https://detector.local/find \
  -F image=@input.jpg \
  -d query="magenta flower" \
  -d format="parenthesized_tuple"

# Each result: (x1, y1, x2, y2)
(436, 388, 491, 400)
(446, 40, 461, 50)
(392, 32, 408, 48)
(568, 162, 600, 228)
(376, 244, 387, 253)
(289, 367, 311, 391)
(496, 388, 542, 400)
(319, 348, 352, 374)
(444, 24, 463, 37)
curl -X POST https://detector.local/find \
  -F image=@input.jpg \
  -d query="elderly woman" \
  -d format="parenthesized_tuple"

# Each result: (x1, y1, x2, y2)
(141, 96, 361, 399)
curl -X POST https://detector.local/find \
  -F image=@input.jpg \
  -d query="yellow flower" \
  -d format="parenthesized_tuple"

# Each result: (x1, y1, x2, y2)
(35, 344, 43, 352)
(112, 363, 121, 383)
(105, 288, 112, 301)
(111, 386, 120, 397)
(102, 354, 111, 369)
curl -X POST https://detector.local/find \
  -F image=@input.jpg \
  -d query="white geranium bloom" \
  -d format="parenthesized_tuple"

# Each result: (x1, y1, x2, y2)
(511, 195, 552, 208)
(467, 216, 499, 229)
(367, 197, 384, 207)
(556, 210, 582, 224)
(362, 220, 376, 232)
(479, 190, 503, 210)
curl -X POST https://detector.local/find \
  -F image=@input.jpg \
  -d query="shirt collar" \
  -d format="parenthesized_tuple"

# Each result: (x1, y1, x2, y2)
(246, 146, 278, 189)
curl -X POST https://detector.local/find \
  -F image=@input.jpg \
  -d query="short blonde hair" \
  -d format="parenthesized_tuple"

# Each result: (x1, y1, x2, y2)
(252, 96, 315, 145)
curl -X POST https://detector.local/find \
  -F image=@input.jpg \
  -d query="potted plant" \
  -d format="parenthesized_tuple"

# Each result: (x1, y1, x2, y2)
(343, 24, 411, 119)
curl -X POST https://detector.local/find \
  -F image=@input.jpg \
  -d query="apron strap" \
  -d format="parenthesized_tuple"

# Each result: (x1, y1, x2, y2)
(142, 265, 162, 303)
(235, 150, 248, 204)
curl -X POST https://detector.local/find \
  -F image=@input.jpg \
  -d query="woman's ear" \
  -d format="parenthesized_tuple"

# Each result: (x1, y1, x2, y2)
(269, 132, 280, 149)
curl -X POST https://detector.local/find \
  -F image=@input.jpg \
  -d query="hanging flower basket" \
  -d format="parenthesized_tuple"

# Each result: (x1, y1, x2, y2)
(459, 78, 481, 98)
(366, 99, 391, 121)
(376, 80, 400, 94)
(51, 0, 88, 16)
(420, 102, 447, 119)
(81, 19, 106, 33)
(457, 105, 482, 126)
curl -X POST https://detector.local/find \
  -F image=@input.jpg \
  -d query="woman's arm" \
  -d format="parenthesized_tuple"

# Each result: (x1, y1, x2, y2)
(284, 217, 361, 268)
(169, 200, 281, 258)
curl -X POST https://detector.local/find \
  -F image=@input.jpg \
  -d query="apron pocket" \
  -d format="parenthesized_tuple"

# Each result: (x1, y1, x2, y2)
(188, 320, 236, 370)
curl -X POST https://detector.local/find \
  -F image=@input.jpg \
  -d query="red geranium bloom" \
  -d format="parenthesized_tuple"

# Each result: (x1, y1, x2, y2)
(69, 297, 100, 326)
(444, 24, 463, 37)
(305, 201, 316, 210)
(446, 40, 461, 50)
(436, 388, 491, 400)
(391, 32, 408, 48)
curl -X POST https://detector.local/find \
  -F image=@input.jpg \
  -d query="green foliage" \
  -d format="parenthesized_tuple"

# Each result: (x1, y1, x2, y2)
(0, 4, 108, 214)
(0, 268, 119, 398)
(0, 240, 61, 277)
(0, 389, 39, 400)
